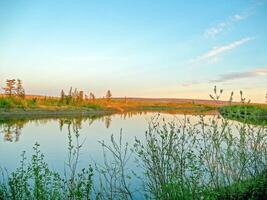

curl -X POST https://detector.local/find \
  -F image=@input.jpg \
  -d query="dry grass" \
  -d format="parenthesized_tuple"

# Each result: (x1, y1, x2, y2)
(1, 95, 266, 114)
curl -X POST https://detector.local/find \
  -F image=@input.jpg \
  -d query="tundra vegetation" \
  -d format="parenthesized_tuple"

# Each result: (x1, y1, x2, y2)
(0, 79, 216, 114)
(0, 85, 266, 199)
(2, 79, 266, 118)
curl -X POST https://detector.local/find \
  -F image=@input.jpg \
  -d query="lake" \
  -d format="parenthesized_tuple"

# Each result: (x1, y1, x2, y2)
(0, 112, 266, 199)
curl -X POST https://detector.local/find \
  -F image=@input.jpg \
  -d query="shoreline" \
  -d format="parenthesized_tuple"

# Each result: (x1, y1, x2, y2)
(0, 108, 116, 119)
(0, 106, 216, 120)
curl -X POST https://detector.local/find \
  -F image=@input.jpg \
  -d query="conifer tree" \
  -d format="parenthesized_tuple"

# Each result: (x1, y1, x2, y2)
(89, 92, 95, 102)
(3, 79, 16, 96)
(78, 91, 84, 101)
(16, 79, 25, 98)
(60, 89, 65, 102)
(106, 90, 112, 101)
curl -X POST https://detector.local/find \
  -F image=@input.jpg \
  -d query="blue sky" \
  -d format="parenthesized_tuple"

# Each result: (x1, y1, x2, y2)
(0, 0, 266, 102)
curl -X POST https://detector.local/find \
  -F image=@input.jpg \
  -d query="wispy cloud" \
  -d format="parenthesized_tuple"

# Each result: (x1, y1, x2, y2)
(203, 1, 262, 39)
(195, 1, 264, 66)
(190, 37, 254, 65)
(210, 68, 267, 83)
(200, 37, 253, 59)
(182, 67, 267, 87)
(204, 13, 247, 38)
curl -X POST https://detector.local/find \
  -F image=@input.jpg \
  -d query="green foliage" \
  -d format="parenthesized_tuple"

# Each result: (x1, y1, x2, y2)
(134, 115, 205, 199)
(96, 131, 133, 200)
(134, 115, 267, 199)
(0, 144, 63, 200)
(219, 105, 267, 125)
(0, 134, 93, 200)
(27, 98, 37, 108)
(82, 104, 103, 110)
(0, 95, 104, 111)
(214, 170, 267, 199)
(0, 97, 28, 109)
(0, 98, 13, 108)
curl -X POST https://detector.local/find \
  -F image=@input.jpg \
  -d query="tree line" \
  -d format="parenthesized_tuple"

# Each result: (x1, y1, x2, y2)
(59, 87, 112, 104)
(0, 79, 113, 102)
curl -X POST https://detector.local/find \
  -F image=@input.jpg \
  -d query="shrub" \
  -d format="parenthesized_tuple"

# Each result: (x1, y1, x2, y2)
(0, 128, 94, 200)
(0, 98, 13, 108)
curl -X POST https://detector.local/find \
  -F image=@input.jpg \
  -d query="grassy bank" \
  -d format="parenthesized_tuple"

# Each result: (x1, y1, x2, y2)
(0, 96, 104, 110)
(219, 105, 267, 125)
(213, 170, 267, 199)
(0, 96, 215, 118)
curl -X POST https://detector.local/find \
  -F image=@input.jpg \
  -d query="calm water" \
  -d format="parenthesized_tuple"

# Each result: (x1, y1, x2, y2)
(0, 112, 266, 198)
(0, 112, 265, 171)
(0, 112, 193, 172)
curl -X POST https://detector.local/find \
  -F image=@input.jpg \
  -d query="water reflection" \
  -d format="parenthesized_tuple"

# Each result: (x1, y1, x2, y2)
(0, 112, 153, 142)
(0, 110, 263, 143)
(0, 112, 266, 199)
(0, 119, 25, 142)
(0, 111, 183, 142)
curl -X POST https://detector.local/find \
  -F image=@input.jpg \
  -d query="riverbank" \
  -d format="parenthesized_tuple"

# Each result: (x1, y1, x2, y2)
(2, 96, 266, 121)
(219, 104, 267, 125)
(0, 108, 115, 120)
(0, 96, 217, 119)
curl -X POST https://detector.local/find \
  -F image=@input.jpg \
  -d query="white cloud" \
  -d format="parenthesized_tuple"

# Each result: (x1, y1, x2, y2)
(201, 37, 253, 59)
(204, 7, 254, 39)
(232, 14, 243, 21)
(191, 37, 254, 65)
(204, 1, 263, 38)
(204, 14, 245, 38)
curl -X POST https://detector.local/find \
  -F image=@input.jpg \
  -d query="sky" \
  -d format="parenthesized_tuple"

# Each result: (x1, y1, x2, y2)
(0, 0, 267, 102)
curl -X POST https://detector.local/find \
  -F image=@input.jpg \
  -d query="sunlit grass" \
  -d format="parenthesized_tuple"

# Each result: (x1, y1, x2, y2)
(0, 95, 217, 114)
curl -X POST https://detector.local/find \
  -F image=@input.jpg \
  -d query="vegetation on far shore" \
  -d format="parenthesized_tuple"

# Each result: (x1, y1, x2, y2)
(219, 104, 267, 125)
(0, 79, 216, 115)
(0, 80, 266, 126)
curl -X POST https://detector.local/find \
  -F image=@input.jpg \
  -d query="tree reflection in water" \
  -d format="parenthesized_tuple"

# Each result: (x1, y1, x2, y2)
(0, 111, 153, 142)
